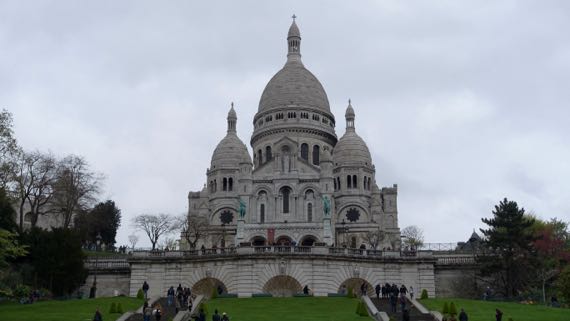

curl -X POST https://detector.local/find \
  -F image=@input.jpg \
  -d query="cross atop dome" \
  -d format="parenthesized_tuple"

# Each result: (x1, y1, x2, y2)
(287, 16, 301, 62)
(292, 14, 296, 21)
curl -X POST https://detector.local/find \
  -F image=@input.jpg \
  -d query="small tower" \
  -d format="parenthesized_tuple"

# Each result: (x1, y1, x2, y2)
(227, 102, 237, 133)
(345, 99, 355, 131)
(287, 15, 302, 63)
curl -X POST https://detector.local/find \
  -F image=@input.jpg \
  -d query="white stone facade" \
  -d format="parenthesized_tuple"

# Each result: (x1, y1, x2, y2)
(185, 20, 401, 251)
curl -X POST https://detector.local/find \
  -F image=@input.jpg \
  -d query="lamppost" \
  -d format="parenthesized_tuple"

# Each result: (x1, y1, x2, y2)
(341, 219, 349, 247)
(220, 223, 226, 250)
(91, 233, 102, 298)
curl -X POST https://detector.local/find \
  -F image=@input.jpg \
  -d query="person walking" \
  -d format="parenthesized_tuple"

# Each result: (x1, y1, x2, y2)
(143, 301, 152, 321)
(459, 308, 468, 321)
(142, 281, 150, 299)
(92, 308, 103, 321)
(389, 293, 397, 312)
(360, 282, 367, 297)
(495, 308, 503, 321)
(167, 286, 175, 306)
(154, 307, 162, 321)
(212, 309, 221, 321)
(399, 294, 406, 312)
(409, 286, 414, 300)
(303, 285, 310, 295)
(221, 312, 230, 321)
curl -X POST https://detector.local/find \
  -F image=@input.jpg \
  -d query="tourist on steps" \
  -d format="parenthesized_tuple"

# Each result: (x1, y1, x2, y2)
(389, 293, 397, 312)
(495, 308, 503, 321)
(167, 286, 175, 306)
(399, 294, 406, 312)
(402, 308, 410, 321)
(143, 301, 152, 321)
(142, 281, 150, 299)
(409, 286, 414, 300)
(221, 312, 230, 321)
(360, 282, 367, 296)
(375, 284, 381, 299)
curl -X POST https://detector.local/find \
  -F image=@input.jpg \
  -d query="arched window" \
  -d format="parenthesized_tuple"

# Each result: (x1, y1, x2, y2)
(305, 189, 314, 199)
(347, 175, 352, 189)
(266, 146, 272, 161)
(260, 204, 265, 223)
(228, 177, 233, 191)
(214, 179, 217, 192)
(312, 145, 320, 165)
(307, 203, 313, 222)
(280, 187, 291, 213)
(257, 150, 263, 166)
(363, 176, 367, 190)
(301, 143, 309, 161)
(337, 177, 341, 190)
(223, 177, 228, 191)
(333, 179, 337, 191)
(368, 178, 372, 190)
(353, 175, 357, 188)
(351, 236, 357, 248)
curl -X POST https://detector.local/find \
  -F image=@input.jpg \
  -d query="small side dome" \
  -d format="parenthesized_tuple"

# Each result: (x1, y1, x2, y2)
(210, 104, 252, 169)
(333, 132, 372, 167)
(332, 100, 372, 167)
(211, 135, 251, 169)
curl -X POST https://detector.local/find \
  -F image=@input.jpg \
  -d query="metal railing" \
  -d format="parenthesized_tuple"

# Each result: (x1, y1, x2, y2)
(84, 259, 130, 270)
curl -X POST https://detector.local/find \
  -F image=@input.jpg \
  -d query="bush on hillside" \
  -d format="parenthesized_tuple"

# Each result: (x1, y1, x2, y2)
(449, 302, 457, 316)
(442, 302, 449, 314)
(347, 287, 354, 298)
(136, 288, 144, 299)
(355, 301, 369, 316)
(420, 289, 428, 299)
(117, 302, 124, 313)
(109, 302, 117, 313)
(199, 302, 208, 317)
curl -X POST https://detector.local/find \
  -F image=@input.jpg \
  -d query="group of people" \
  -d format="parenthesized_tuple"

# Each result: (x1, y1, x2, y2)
(167, 283, 194, 313)
(373, 283, 414, 300)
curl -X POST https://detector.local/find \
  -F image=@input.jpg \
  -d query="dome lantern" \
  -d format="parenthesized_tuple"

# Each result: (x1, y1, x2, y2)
(287, 15, 301, 63)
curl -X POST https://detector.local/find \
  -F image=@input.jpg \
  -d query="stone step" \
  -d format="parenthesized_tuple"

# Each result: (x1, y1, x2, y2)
(126, 297, 188, 321)
(371, 297, 435, 321)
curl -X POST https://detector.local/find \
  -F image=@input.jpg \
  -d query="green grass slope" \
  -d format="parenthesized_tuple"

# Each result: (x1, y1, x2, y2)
(0, 296, 143, 321)
(205, 297, 371, 321)
(420, 298, 568, 321)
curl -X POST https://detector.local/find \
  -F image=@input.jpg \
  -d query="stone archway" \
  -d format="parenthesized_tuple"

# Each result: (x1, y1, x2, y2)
(300, 235, 317, 246)
(338, 278, 374, 297)
(275, 235, 292, 246)
(251, 236, 267, 246)
(263, 275, 302, 297)
(191, 277, 228, 298)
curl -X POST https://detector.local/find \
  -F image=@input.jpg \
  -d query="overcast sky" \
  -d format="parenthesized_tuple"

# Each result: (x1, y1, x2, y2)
(3, 1, 569, 247)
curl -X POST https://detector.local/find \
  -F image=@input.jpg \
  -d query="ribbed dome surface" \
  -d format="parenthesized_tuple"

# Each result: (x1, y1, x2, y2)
(333, 131, 372, 167)
(258, 62, 331, 113)
(211, 134, 251, 169)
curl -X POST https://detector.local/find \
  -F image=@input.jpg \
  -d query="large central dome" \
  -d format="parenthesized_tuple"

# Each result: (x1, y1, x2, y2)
(251, 19, 337, 147)
(258, 61, 331, 113)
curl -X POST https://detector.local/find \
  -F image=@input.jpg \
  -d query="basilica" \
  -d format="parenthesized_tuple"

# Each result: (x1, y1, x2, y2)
(184, 19, 401, 250)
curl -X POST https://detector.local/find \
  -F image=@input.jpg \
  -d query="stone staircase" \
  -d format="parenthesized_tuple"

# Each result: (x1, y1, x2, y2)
(371, 297, 435, 321)
(126, 297, 188, 321)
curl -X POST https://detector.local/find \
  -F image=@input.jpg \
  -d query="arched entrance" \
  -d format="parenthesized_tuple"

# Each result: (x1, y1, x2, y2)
(300, 235, 317, 246)
(251, 236, 267, 246)
(191, 278, 227, 298)
(338, 278, 374, 297)
(263, 275, 302, 297)
(275, 235, 292, 246)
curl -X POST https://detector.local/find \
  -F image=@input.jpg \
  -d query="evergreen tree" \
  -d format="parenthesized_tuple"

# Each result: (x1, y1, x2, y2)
(479, 198, 536, 298)
(75, 200, 121, 248)
(0, 188, 17, 232)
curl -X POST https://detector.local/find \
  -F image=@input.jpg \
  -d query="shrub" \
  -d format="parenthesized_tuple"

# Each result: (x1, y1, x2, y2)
(442, 302, 449, 314)
(347, 287, 354, 298)
(355, 301, 369, 316)
(13, 284, 31, 299)
(110, 302, 118, 313)
(211, 287, 218, 299)
(117, 302, 124, 313)
(420, 289, 428, 299)
(199, 302, 208, 317)
(136, 288, 144, 299)
(449, 302, 457, 316)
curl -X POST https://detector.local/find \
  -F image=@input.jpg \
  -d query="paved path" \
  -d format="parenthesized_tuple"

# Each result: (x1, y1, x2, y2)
(371, 297, 435, 321)
(126, 297, 188, 321)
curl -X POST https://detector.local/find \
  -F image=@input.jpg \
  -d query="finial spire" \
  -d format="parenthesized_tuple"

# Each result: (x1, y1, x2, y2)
(287, 16, 302, 64)
(345, 99, 356, 131)
(227, 102, 237, 133)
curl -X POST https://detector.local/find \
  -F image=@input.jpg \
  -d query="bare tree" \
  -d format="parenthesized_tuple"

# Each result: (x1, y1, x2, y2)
(401, 225, 425, 250)
(132, 213, 175, 250)
(11, 151, 37, 231)
(364, 228, 385, 250)
(0, 109, 19, 188)
(177, 214, 210, 249)
(26, 152, 57, 227)
(51, 155, 102, 228)
(128, 234, 139, 250)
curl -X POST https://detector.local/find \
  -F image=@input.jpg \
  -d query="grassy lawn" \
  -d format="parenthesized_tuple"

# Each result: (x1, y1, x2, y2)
(204, 297, 371, 321)
(0, 296, 143, 321)
(420, 298, 568, 321)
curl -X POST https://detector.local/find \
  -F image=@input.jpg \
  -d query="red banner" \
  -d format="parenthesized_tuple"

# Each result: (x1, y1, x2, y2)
(267, 228, 275, 244)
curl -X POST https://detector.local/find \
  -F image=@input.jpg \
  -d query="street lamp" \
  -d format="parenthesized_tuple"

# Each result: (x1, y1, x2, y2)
(91, 233, 102, 298)
(341, 219, 349, 247)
